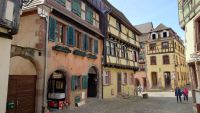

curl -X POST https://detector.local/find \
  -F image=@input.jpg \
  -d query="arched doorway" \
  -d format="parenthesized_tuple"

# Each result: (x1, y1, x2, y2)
(87, 67, 98, 97)
(7, 56, 37, 113)
(151, 72, 157, 87)
(47, 70, 66, 109)
(135, 79, 140, 86)
(164, 72, 171, 88)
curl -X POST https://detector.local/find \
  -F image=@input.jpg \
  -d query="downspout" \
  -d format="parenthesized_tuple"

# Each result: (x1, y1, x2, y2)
(101, 8, 112, 99)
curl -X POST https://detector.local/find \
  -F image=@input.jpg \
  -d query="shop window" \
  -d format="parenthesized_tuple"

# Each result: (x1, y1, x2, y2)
(72, 0, 81, 16)
(162, 42, 169, 49)
(150, 56, 156, 65)
(163, 55, 170, 64)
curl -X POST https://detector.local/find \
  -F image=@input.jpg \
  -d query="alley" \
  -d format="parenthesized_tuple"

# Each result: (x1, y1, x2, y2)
(52, 92, 193, 113)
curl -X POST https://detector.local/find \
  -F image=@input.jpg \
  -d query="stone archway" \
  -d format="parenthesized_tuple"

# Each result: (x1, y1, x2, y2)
(87, 66, 98, 98)
(7, 56, 37, 113)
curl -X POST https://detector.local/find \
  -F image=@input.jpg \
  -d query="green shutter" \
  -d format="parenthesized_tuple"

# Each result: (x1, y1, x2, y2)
(72, 0, 81, 16)
(82, 75, 88, 89)
(86, 7, 93, 24)
(56, 0, 66, 5)
(94, 39, 98, 54)
(49, 16, 57, 41)
(67, 26, 75, 46)
(71, 76, 76, 91)
(83, 34, 88, 51)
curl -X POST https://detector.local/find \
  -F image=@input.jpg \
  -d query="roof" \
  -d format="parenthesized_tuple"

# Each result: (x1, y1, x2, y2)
(135, 22, 153, 34)
(152, 23, 170, 32)
(103, 0, 141, 35)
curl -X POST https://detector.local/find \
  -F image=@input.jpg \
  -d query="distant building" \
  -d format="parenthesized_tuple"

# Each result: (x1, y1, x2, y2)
(178, 0, 200, 112)
(102, 0, 141, 98)
(145, 23, 188, 90)
(135, 22, 154, 90)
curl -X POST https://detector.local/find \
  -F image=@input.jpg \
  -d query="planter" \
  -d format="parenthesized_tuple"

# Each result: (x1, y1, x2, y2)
(73, 50, 86, 57)
(52, 45, 71, 53)
(87, 53, 97, 59)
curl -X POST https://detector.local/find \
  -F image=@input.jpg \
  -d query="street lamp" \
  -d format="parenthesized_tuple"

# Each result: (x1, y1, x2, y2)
(0, 0, 33, 35)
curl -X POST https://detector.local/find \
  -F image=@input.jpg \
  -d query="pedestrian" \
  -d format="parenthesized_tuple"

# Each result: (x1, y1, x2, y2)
(138, 85, 143, 95)
(183, 87, 189, 103)
(175, 87, 182, 103)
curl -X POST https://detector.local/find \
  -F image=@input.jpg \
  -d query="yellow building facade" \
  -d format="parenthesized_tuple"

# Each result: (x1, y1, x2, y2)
(102, 1, 141, 98)
(146, 24, 189, 90)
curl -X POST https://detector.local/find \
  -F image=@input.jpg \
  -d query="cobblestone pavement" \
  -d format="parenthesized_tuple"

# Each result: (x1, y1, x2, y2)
(51, 92, 193, 113)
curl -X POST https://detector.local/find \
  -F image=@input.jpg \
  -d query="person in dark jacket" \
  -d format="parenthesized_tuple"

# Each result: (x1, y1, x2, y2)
(175, 87, 182, 103)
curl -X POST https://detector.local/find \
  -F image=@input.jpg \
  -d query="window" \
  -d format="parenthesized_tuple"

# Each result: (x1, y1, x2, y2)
(162, 42, 169, 49)
(140, 43, 145, 49)
(86, 6, 93, 24)
(151, 33, 157, 40)
(72, 0, 81, 16)
(134, 51, 138, 62)
(104, 71, 111, 85)
(75, 30, 82, 49)
(163, 55, 170, 64)
(163, 32, 168, 38)
(121, 46, 126, 58)
(56, 22, 65, 43)
(106, 41, 110, 55)
(116, 21, 121, 31)
(75, 76, 81, 90)
(150, 56, 156, 65)
(110, 42, 116, 56)
(196, 20, 200, 51)
(133, 33, 136, 40)
(122, 73, 127, 85)
(83, 34, 88, 51)
(88, 37, 93, 52)
(139, 52, 144, 60)
(149, 43, 156, 50)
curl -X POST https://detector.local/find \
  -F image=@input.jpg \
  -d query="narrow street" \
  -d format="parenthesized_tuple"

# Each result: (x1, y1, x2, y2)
(52, 92, 193, 113)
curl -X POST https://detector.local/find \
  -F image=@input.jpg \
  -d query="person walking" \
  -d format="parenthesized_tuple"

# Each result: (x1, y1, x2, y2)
(183, 87, 189, 103)
(175, 87, 182, 103)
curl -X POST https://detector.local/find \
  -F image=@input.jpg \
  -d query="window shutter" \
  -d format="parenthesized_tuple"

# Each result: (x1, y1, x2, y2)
(82, 75, 88, 89)
(94, 39, 98, 54)
(56, 0, 66, 5)
(72, 0, 81, 16)
(49, 16, 57, 41)
(67, 26, 75, 46)
(83, 34, 88, 51)
(86, 7, 93, 24)
(71, 76, 76, 91)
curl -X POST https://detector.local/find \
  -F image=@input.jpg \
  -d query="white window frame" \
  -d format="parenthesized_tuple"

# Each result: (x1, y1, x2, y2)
(151, 32, 158, 40)
(161, 30, 169, 38)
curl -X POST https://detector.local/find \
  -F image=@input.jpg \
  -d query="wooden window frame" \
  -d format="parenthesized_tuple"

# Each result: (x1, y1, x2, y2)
(88, 37, 93, 52)
(150, 56, 157, 65)
(149, 43, 156, 50)
(116, 21, 121, 31)
(56, 22, 65, 44)
(163, 55, 170, 64)
(162, 42, 169, 49)
(75, 30, 82, 49)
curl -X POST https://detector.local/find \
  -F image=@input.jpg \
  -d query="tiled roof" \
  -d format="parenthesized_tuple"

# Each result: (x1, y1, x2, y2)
(135, 22, 153, 34)
(152, 23, 169, 32)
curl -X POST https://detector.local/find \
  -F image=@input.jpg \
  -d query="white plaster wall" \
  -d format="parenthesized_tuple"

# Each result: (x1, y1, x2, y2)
(0, 38, 11, 113)
(185, 18, 195, 62)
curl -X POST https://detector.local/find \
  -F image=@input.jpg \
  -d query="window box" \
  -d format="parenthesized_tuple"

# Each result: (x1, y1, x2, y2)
(73, 49, 86, 57)
(52, 45, 72, 53)
(87, 53, 97, 59)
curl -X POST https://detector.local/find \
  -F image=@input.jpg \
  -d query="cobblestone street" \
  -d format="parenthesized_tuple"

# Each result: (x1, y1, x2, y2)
(52, 92, 193, 113)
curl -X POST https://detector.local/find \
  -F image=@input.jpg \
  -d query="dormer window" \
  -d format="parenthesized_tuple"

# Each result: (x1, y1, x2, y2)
(161, 30, 169, 38)
(151, 33, 157, 40)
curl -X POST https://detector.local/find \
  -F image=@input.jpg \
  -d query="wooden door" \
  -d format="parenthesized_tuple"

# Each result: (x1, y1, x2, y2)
(164, 72, 171, 88)
(117, 73, 121, 93)
(151, 72, 157, 87)
(6, 75, 36, 113)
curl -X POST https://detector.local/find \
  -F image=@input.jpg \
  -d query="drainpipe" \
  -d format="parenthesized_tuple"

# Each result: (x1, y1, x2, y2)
(37, 5, 51, 113)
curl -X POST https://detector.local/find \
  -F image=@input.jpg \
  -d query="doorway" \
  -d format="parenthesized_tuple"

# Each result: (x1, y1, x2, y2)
(164, 72, 171, 88)
(117, 72, 122, 94)
(87, 67, 98, 97)
(151, 72, 158, 87)
(135, 79, 140, 87)
(6, 75, 36, 113)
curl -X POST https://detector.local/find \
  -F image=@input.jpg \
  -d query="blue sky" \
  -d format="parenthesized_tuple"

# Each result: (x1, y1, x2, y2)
(108, 0, 184, 40)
